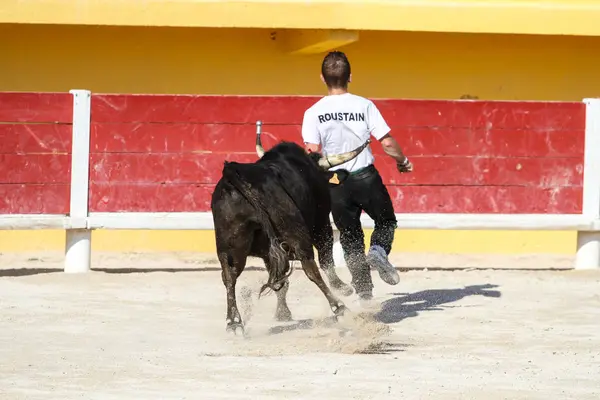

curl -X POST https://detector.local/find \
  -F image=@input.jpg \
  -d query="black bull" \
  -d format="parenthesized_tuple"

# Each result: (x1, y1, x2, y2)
(210, 131, 370, 335)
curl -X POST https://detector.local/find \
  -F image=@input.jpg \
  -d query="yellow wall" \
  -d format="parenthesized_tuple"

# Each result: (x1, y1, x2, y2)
(4, 0, 600, 36)
(1, 24, 594, 254)
(3, 25, 600, 100)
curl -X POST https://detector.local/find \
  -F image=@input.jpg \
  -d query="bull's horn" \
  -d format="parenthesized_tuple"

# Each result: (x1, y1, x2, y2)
(318, 139, 371, 169)
(255, 120, 265, 158)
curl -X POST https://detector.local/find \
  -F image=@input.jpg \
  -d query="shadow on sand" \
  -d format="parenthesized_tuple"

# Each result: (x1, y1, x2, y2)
(0, 266, 271, 277)
(374, 284, 502, 324)
(0, 268, 64, 277)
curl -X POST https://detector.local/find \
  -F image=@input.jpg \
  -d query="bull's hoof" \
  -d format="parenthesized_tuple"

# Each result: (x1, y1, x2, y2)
(226, 322, 245, 336)
(274, 306, 293, 322)
(332, 303, 349, 318)
(226, 315, 245, 336)
(330, 280, 354, 297)
(332, 304, 351, 325)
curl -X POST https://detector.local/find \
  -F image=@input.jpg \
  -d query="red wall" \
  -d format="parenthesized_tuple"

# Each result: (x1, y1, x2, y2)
(0, 92, 585, 215)
(0, 92, 73, 214)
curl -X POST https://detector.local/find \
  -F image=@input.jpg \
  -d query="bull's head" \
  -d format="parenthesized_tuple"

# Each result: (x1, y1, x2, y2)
(254, 120, 370, 170)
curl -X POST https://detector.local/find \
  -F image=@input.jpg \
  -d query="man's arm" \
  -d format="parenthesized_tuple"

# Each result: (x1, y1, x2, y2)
(367, 102, 413, 173)
(301, 110, 321, 153)
(380, 134, 407, 163)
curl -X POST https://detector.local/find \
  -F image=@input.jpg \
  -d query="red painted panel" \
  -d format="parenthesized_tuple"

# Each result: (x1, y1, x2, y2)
(0, 92, 73, 123)
(91, 123, 584, 158)
(88, 153, 582, 188)
(87, 182, 581, 214)
(89, 153, 257, 184)
(0, 184, 70, 214)
(0, 124, 72, 154)
(0, 154, 71, 184)
(87, 95, 586, 215)
(88, 182, 215, 212)
(91, 94, 585, 130)
(375, 156, 583, 187)
(387, 185, 582, 214)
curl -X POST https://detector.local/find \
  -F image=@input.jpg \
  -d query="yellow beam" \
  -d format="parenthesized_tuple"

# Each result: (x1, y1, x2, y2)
(277, 29, 359, 55)
(0, 229, 578, 255)
(2, 1, 600, 36)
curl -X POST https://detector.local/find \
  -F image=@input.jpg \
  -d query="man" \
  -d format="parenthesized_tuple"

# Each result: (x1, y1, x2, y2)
(301, 50, 413, 303)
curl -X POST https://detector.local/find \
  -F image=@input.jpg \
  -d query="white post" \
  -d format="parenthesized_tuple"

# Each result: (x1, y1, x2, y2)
(575, 98, 600, 270)
(65, 90, 92, 273)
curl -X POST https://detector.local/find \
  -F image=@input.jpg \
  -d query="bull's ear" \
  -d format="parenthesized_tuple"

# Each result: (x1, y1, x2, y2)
(334, 169, 350, 183)
(328, 172, 340, 185)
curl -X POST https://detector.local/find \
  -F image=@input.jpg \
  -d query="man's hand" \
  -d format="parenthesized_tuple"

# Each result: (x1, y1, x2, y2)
(397, 157, 413, 173)
(305, 143, 320, 154)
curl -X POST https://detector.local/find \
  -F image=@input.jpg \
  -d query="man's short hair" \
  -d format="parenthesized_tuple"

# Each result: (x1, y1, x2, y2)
(321, 51, 351, 89)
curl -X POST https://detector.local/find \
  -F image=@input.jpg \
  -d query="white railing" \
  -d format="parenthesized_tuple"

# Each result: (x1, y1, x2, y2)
(1, 90, 599, 271)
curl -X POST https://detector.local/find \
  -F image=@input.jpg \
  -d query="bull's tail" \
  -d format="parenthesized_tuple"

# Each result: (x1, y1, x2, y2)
(222, 162, 291, 296)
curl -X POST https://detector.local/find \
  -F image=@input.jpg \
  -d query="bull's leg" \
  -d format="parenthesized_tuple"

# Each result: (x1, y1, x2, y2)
(315, 232, 354, 297)
(218, 252, 247, 335)
(274, 279, 293, 322)
(300, 259, 348, 318)
(263, 257, 293, 321)
(313, 216, 354, 297)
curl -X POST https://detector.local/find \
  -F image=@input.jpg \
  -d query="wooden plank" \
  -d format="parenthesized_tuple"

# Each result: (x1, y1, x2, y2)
(371, 127, 585, 158)
(0, 92, 73, 123)
(90, 123, 296, 154)
(91, 94, 317, 124)
(91, 122, 584, 158)
(374, 156, 583, 187)
(0, 215, 72, 229)
(87, 182, 581, 214)
(89, 153, 257, 184)
(91, 94, 585, 130)
(0, 154, 71, 184)
(88, 153, 582, 187)
(84, 212, 597, 232)
(88, 182, 215, 213)
(387, 185, 582, 214)
(0, 184, 70, 214)
(0, 124, 72, 154)
(375, 100, 586, 130)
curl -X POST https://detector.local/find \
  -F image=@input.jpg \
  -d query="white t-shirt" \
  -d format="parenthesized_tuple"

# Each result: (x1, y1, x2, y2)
(301, 92, 391, 172)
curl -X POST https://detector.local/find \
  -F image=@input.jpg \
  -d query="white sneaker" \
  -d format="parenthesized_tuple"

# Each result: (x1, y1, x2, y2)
(367, 245, 400, 285)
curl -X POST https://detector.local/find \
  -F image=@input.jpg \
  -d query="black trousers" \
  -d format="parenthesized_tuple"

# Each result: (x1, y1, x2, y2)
(329, 164, 397, 294)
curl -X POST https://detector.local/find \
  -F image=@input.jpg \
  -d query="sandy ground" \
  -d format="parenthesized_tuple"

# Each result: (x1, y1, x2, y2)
(0, 251, 599, 400)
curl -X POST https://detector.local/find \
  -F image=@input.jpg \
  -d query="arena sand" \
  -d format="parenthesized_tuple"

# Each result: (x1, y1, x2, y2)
(0, 251, 598, 399)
